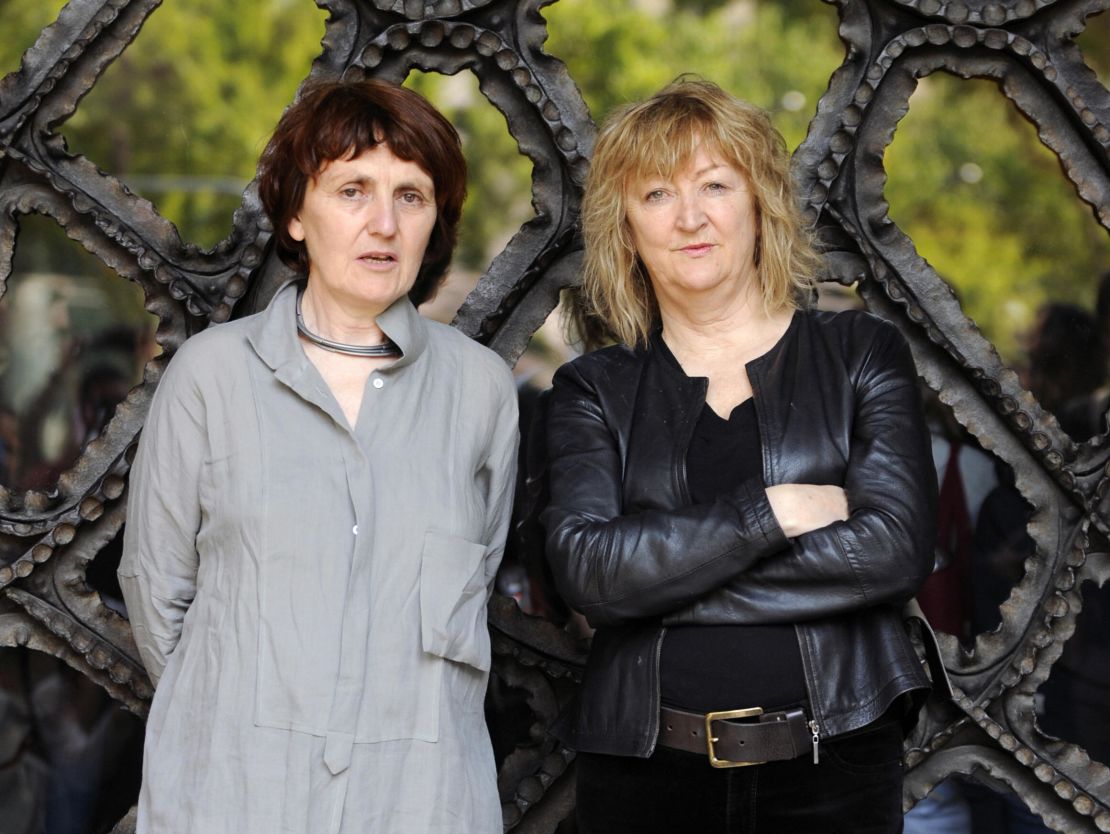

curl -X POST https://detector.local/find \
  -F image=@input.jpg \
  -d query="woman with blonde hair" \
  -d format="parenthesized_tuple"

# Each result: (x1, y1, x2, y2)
(541, 78, 937, 832)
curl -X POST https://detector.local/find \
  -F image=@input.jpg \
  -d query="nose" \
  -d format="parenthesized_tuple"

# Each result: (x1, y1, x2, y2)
(366, 196, 398, 237)
(676, 192, 706, 231)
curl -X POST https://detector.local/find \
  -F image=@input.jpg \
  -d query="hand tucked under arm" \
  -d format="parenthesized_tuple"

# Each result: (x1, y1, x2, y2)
(765, 484, 849, 539)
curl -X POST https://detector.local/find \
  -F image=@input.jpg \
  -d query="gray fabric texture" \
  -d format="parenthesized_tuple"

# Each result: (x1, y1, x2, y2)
(119, 280, 518, 833)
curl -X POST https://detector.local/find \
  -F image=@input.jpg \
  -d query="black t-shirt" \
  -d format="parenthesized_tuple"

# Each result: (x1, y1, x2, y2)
(659, 398, 809, 713)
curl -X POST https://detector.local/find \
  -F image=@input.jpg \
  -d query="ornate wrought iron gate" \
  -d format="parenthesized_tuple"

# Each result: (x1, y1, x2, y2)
(2, 1, 1110, 831)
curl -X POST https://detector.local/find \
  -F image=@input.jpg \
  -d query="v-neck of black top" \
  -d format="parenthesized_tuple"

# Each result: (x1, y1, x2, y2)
(686, 398, 761, 505)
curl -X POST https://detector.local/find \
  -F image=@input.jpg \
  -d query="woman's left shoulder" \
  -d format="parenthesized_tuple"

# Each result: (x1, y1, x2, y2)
(425, 320, 515, 396)
(801, 307, 906, 352)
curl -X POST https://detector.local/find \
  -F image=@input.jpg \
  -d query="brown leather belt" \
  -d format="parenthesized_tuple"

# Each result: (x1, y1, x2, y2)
(657, 705, 814, 768)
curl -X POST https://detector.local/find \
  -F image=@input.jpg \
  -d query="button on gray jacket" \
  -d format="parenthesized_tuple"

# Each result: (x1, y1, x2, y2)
(541, 309, 937, 757)
(119, 280, 518, 833)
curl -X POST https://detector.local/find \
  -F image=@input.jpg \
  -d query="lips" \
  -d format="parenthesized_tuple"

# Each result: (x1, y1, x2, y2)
(679, 243, 715, 255)
(358, 251, 397, 264)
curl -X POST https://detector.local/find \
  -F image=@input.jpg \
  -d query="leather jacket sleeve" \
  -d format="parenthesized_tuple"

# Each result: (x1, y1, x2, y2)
(541, 361, 790, 628)
(664, 323, 937, 626)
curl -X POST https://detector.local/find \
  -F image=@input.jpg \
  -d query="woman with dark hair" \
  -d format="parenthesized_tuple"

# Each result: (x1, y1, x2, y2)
(119, 80, 517, 833)
(541, 79, 939, 832)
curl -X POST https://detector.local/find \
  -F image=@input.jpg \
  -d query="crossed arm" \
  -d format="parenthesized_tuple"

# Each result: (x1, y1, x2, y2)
(541, 324, 936, 629)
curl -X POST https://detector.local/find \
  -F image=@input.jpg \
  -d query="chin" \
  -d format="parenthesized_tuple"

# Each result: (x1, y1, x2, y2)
(350, 281, 412, 307)
(680, 276, 733, 294)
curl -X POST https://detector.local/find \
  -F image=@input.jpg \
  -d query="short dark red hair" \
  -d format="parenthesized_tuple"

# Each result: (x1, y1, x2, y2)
(257, 79, 466, 306)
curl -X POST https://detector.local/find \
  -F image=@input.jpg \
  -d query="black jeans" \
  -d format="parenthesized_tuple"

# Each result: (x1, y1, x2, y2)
(575, 716, 904, 834)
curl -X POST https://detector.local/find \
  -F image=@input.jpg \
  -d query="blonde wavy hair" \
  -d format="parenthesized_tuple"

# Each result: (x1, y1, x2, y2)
(578, 78, 820, 348)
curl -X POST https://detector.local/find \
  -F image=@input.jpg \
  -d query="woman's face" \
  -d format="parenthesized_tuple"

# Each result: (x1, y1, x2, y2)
(288, 144, 437, 315)
(624, 145, 759, 310)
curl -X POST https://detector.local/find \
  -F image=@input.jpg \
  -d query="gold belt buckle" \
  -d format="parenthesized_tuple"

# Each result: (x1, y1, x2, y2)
(705, 706, 765, 768)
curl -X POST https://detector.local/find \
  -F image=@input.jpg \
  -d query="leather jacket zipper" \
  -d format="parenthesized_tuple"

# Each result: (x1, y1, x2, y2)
(646, 626, 667, 756)
(759, 373, 825, 764)
(795, 622, 824, 762)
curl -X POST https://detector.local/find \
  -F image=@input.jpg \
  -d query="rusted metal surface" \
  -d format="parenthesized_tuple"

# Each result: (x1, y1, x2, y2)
(2, 1, 1109, 832)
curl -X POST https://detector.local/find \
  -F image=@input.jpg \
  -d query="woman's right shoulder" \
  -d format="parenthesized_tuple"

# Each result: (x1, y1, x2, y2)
(156, 318, 255, 392)
(553, 342, 640, 391)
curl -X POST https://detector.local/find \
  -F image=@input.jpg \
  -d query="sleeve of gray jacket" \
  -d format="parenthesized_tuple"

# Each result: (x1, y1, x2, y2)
(665, 322, 937, 626)
(480, 370, 520, 597)
(118, 347, 208, 686)
(542, 362, 789, 628)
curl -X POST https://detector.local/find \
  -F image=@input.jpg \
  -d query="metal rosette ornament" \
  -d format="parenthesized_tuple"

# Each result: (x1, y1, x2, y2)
(795, 0, 1110, 829)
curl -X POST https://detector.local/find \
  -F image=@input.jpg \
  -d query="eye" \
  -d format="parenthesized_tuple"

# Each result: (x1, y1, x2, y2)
(398, 190, 427, 206)
(705, 181, 728, 193)
(645, 188, 668, 203)
(339, 187, 363, 199)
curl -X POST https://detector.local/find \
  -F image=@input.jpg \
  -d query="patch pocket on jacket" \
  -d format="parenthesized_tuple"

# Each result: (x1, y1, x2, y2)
(419, 530, 491, 672)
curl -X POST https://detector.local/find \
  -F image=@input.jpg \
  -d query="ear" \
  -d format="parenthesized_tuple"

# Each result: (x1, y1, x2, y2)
(287, 215, 305, 243)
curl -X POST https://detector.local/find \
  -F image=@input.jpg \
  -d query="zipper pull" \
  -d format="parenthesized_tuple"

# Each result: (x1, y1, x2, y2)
(809, 720, 821, 764)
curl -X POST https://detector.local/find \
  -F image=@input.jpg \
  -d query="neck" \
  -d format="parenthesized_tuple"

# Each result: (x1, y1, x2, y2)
(300, 282, 389, 346)
(657, 276, 763, 350)
(657, 285, 794, 370)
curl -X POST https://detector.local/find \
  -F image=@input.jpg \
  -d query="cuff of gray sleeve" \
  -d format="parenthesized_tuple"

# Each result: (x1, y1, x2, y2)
(728, 476, 789, 554)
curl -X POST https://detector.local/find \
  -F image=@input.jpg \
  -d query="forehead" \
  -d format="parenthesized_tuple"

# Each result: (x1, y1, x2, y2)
(625, 142, 738, 186)
(315, 144, 434, 184)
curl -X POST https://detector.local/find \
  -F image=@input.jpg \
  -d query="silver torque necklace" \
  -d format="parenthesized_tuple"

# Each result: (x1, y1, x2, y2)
(295, 291, 402, 358)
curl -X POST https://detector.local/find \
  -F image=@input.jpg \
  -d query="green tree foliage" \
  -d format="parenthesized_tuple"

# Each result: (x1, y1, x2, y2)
(76, 0, 324, 249)
(0, 0, 68, 78)
(885, 74, 1110, 359)
(36, 0, 325, 250)
(405, 71, 535, 272)
(545, 0, 842, 150)
(1077, 9, 1110, 82)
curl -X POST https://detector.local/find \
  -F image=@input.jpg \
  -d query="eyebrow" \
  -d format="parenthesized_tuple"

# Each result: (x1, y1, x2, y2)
(396, 179, 434, 193)
(326, 174, 372, 187)
(691, 162, 728, 178)
(323, 172, 433, 193)
(638, 162, 728, 184)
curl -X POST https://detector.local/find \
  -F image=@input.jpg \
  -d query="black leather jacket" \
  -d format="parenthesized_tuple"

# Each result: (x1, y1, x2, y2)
(541, 308, 938, 757)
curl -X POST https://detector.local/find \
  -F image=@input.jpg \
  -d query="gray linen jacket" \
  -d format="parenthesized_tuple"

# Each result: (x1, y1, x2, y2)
(119, 280, 518, 834)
